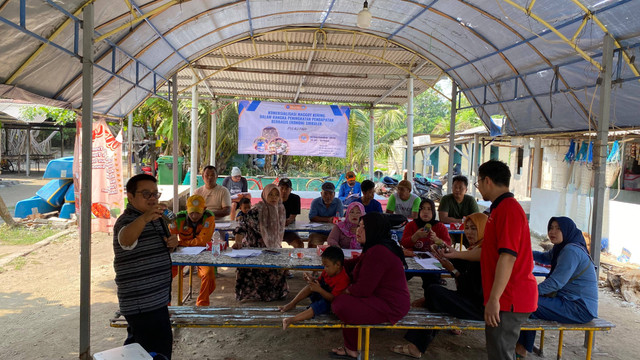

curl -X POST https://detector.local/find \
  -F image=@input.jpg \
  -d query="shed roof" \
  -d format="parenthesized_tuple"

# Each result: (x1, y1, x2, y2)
(0, 0, 639, 135)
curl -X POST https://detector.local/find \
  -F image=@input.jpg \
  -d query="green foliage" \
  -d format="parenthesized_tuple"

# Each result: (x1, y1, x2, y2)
(20, 106, 77, 124)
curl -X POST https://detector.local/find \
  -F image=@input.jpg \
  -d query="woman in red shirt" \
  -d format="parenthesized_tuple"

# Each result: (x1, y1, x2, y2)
(330, 212, 411, 359)
(401, 198, 451, 253)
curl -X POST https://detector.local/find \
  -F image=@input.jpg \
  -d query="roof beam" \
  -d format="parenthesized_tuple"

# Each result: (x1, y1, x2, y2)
(234, 38, 409, 52)
(373, 60, 441, 106)
(388, 0, 439, 40)
(201, 54, 436, 69)
(172, 76, 407, 91)
(293, 31, 320, 102)
(191, 65, 440, 82)
(170, 85, 407, 99)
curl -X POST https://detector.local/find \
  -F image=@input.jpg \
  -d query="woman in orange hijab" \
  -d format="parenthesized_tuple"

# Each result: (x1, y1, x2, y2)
(391, 212, 488, 358)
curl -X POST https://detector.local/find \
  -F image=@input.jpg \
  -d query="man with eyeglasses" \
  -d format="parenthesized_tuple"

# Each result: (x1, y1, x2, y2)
(195, 165, 231, 219)
(113, 174, 179, 359)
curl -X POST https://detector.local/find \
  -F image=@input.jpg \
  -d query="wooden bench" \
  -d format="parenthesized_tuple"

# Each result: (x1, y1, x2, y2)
(110, 306, 614, 360)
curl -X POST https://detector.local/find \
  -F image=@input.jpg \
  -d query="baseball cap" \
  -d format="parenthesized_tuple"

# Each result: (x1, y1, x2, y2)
(278, 178, 292, 188)
(231, 167, 241, 176)
(187, 195, 206, 214)
(346, 171, 356, 180)
(321, 182, 335, 192)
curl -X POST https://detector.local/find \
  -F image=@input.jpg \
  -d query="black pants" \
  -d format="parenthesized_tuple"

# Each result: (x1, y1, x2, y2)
(406, 273, 441, 296)
(124, 306, 173, 360)
(404, 284, 484, 353)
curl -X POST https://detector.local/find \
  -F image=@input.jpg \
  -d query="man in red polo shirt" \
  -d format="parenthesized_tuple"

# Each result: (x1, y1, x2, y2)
(476, 160, 538, 359)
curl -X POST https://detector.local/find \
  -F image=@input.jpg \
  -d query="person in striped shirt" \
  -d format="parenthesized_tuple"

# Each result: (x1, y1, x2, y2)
(113, 174, 178, 359)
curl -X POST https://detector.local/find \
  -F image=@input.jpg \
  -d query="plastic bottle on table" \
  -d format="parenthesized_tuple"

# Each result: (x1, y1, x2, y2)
(212, 231, 222, 257)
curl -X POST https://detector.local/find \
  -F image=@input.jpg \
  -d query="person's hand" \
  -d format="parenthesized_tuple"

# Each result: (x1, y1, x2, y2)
(413, 230, 428, 241)
(403, 248, 415, 257)
(308, 279, 322, 293)
(142, 205, 164, 223)
(303, 272, 313, 282)
(484, 298, 501, 327)
(232, 241, 242, 250)
(164, 234, 178, 249)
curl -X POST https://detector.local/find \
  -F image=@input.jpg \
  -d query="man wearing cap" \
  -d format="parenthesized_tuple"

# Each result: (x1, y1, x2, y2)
(386, 180, 421, 219)
(308, 182, 344, 248)
(222, 166, 250, 219)
(169, 195, 217, 306)
(279, 178, 304, 248)
(338, 171, 361, 202)
(195, 165, 231, 219)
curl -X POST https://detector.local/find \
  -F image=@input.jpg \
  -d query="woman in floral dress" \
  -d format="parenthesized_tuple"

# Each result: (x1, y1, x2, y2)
(232, 183, 288, 301)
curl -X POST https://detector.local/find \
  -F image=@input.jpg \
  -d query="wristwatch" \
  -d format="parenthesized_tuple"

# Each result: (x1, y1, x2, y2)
(451, 269, 460, 277)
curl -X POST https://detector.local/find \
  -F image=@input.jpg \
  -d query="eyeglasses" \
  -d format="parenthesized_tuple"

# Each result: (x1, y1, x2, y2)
(136, 190, 162, 199)
(474, 177, 484, 189)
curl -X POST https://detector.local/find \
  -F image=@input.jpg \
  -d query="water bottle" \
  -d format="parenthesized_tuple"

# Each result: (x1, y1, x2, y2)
(162, 208, 176, 222)
(212, 231, 222, 257)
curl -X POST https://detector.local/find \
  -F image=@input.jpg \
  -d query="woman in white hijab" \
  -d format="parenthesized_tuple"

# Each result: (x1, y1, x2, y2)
(232, 184, 288, 301)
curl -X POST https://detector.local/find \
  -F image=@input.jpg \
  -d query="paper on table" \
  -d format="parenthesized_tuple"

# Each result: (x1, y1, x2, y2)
(215, 222, 232, 229)
(174, 246, 206, 255)
(225, 249, 263, 258)
(533, 264, 550, 275)
(304, 223, 325, 228)
(342, 249, 362, 258)
(414, 256, 442, 270)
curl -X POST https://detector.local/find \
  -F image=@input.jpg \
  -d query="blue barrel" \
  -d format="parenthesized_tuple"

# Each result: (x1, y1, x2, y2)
(36, 179, 72, 207)
(14, 196, 59, 218)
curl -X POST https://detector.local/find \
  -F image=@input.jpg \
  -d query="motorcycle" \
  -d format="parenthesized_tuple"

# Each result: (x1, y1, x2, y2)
(374, 176, 399, 198)
(413, 176, 443, 202)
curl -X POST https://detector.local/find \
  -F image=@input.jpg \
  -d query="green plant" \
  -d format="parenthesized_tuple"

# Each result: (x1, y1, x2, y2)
(0, 225, 59, 245)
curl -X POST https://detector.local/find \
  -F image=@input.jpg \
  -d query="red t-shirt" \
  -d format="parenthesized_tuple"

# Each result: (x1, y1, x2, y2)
(481, 194, 538, 313)
(320, 267, 350, 297)
(400, 220, 451, 251)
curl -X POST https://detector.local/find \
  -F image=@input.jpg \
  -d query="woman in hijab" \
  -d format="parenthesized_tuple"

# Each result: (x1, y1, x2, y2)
(515, 217, 598, 358)
(327, 202, 366, 249)
(391, 212, 488, 358)
(232, 184, 288, 301)
(401, 198, 451, 254)
(330, 212, 410, 359)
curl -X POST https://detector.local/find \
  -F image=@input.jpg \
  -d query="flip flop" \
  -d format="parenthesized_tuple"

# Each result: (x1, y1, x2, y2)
(329, 347, 358, 359)
(390, 344, 422, 359)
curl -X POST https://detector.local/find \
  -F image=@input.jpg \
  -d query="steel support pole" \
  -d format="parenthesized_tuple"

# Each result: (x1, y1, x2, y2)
(190, 75, 198, 195)
(25, 126, 30, 176)
(590, 34, 614, 276)
(127, 113, 133, 179)
(472, 134, 479, 198)
(79, 3, 93, 359)
(172, 74, 179, 213)
(210, 99, 217, 167)
(369, 108, 374, 180)
(407, 77, 414, 182)
(531, 137, 542, 191)
(448, 82, 457, 191)
(60, 126, 64, 158)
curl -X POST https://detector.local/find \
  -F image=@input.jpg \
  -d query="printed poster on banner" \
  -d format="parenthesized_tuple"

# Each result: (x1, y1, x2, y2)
(237, 100, 349, 157)
(73, 119, 125, 233)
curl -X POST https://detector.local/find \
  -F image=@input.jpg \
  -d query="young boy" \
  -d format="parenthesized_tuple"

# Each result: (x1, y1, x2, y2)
(235, 197, 252, 222)
(279, 246, 350, 329)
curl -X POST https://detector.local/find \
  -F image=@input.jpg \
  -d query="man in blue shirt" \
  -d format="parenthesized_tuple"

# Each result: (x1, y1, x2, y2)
(356, 179, 383, 213)
(308, 182, 344, 248)
(338, 171, 361, 202)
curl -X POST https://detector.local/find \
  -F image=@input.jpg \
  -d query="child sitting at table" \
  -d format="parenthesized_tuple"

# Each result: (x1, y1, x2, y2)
(235, 197, 252, 222)
(279, 246, 350, 329)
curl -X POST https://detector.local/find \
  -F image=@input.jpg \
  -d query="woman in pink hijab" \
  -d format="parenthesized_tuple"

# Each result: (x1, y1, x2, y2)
(232, 183, 288, 301)
(327, 202, 365, 249)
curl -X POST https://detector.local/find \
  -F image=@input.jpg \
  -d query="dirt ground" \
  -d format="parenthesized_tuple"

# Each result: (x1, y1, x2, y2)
(0, 229, 638, 360)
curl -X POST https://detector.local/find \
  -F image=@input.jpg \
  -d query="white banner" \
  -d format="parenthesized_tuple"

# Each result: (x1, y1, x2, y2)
(237, 101, 349, 157)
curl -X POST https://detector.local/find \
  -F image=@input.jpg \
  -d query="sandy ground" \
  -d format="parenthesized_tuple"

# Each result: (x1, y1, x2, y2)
(0, 229, 638, 360)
